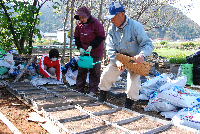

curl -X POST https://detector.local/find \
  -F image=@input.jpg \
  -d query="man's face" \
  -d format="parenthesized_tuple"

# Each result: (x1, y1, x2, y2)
(79, 16, 88, 23)
(110, 12, 125, 27)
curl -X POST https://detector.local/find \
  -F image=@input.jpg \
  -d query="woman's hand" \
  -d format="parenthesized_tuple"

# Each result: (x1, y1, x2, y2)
(73, 76, 77, 81)
(49, 75, 57, 80)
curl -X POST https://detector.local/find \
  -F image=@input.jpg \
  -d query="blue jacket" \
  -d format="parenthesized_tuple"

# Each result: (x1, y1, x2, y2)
(106, 17, 154, 63)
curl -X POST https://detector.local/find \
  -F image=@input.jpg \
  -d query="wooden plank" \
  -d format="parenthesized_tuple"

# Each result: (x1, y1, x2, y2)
(39, 121, 62, 134)
(0, 112, 22, 134)
(14, 55, 36, 82)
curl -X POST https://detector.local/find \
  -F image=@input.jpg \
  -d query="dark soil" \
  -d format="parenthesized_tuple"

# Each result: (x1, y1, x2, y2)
(0, 87, 47, 134)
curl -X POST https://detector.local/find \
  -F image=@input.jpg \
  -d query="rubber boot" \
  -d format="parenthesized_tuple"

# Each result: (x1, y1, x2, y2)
(124, 98, 134, 110)
(98, 90, 107, 102)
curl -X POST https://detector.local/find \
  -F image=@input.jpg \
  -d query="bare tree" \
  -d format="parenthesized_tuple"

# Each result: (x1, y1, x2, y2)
(61, 0, 70, 63)
(70, 0, 75, 60)
(53, 0, 193, 61)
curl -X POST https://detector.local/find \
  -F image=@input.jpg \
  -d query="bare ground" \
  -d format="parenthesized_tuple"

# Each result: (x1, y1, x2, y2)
(0, 66, 199, 133)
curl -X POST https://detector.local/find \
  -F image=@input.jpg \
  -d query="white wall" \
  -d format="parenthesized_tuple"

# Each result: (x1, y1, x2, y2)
(57, 30, 75, 45)
(57, 31, 66, 43)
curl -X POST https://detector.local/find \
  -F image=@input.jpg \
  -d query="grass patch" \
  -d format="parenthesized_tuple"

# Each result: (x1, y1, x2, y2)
(153, 48, 195, 59)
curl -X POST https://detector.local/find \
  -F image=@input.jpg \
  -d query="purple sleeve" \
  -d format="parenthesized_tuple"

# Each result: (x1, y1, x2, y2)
(94, 21, 105, 39)
(74, 25, 80, 38)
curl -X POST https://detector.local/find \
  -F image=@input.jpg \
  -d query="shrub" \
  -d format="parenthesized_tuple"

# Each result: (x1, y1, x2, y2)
(169, 57, 187, 64)
(169, 53, 187, 64)
(160, 41, 168, 45)
(181, 42, 196, 48)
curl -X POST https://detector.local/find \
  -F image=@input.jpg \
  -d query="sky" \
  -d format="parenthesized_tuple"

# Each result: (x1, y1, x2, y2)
(173, 0, 200, 26)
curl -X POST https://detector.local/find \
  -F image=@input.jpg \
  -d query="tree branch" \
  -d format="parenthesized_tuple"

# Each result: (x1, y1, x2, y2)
(0, 0, 22, 53)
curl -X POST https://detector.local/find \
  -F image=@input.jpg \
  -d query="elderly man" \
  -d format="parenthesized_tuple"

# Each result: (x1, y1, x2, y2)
(98, 2, 154, 109)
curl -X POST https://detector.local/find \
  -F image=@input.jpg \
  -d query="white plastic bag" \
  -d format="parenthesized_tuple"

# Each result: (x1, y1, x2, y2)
(156, 86, 200, 108)
(160, 110, 179, 119)
(158, 75, 187, 92)
(4, 53, 14, 66)
(139, 94, 149, 100)
(140, 73, 168, 99)
(172, 107, 200, 130)
(144, 97, 177, 112)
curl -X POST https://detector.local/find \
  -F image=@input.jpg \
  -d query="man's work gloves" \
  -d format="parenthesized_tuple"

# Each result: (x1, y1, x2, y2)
(86, 46, 92, 52)
(79, 48, 84, 56)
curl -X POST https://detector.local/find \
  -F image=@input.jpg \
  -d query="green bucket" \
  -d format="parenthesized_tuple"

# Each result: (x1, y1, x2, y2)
(181, 64, 193, 85)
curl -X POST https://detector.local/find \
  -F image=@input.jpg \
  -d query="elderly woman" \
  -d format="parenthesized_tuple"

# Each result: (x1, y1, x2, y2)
(74, 6, 105, 96)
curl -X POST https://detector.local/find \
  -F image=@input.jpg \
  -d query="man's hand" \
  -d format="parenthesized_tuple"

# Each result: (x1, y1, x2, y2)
(117, 61, 125, 71)
(134, 54, 144, 64)
(86, 46, 92, 52)
(79, 48, 84, 55)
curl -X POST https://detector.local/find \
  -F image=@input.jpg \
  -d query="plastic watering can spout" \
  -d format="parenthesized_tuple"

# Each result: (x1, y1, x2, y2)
(78, 51, 107, 69)
(92, 61, 103, 65)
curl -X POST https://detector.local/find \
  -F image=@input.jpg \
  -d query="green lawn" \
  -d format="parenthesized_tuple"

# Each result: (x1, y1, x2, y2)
(153, 48, 196, 59)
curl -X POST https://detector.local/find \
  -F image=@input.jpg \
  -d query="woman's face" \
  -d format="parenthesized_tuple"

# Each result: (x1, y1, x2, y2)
(79, 16, 88, 23)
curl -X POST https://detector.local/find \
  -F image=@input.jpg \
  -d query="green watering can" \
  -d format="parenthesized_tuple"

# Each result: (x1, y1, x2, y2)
(0, 47, 5, 58)
(78, 51, 103, 69)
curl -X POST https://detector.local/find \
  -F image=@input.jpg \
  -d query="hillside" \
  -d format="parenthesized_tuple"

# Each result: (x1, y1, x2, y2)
(37, 2, 200, 41)
(147, 15, 200, 41)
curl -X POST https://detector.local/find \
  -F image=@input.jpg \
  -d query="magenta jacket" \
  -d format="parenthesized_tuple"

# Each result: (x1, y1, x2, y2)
(74, 16, 105, 57)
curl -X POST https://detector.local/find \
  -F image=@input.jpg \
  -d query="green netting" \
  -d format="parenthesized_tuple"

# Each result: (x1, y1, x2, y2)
(181, 64, 193, 86)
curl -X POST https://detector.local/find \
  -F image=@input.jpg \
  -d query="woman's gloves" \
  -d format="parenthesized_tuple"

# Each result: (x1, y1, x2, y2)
(86, 46, 92, 52)
(79, 48, 84, 55)
(79, 46, 92, 56)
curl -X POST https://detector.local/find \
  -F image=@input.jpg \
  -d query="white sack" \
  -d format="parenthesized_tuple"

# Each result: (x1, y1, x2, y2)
(172, 107, 200, 130)
(156, 86, 200, 108)
(160, 110, 179, 119)
(140, 73, 168, 98)
(158, 76, 187, 92)
(144, 97, 177, 112)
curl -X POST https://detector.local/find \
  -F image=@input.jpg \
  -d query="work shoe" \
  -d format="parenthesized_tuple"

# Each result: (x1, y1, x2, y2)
(124, 98, 134, 110)
(98, 90, 107, 102)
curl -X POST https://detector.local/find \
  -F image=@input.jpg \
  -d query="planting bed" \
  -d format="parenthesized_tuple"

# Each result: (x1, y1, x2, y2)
(121, 116, 164, 133)
(99, 109, 138, 122)
(1, 80, 200, 134)
(62, 117, 104, 133)
(48, 109, 85, 120)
